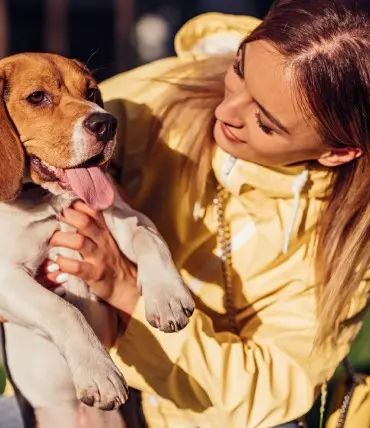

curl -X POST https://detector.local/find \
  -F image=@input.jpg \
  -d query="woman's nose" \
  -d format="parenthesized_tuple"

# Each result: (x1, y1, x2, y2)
(215, 90, 247, 128)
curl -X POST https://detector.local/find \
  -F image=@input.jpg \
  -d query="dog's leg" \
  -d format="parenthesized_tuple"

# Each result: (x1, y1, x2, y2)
(35, 402, 126, 428)
(80, 405, 127, 428)
(104, 198, 195, 333)
(36, 402, 80, 428)
(0, 267, 128, 410)
(130, 224, 195, 332)
(5, 323, 125, 428)
(53, 222, 116, 347)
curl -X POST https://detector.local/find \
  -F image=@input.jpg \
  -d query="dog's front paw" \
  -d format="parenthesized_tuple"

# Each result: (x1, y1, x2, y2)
(143, 278, 195, 333)
(73, 357, 129, 410)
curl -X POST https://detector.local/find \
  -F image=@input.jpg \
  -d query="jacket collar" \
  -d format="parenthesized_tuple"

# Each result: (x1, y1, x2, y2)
(212, 147, 331, 200)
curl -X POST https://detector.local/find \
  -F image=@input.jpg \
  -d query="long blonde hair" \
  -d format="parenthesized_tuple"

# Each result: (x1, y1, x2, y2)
(150, 55, 230, 204)
(150, 0, 370, 346)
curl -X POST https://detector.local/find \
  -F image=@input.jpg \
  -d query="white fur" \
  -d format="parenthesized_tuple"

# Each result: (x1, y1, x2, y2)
(0, 179, 194, 427)
(71, 116, 88, 166)
(71, 105, 110, 167)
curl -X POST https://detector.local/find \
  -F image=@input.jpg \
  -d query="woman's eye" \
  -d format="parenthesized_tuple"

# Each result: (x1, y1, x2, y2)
(233, 40, 247, 79)
(255, 112, 273, 135)
(233, 58, 244, 79)
(26, 91, 46, 105)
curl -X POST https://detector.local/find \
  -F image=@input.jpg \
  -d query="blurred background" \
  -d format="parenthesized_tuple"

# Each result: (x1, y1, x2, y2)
(0, 0, 274, 81)
(0, 0, 369, 425)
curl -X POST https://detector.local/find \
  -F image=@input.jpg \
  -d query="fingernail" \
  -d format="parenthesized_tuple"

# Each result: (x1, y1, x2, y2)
(56, 273, 69, 284)
(54, 286, 66, 297)
(49, 253, 58, 262)
(46, 263, 60, 273)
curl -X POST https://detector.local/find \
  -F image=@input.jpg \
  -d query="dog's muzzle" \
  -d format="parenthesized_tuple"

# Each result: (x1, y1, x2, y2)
(83, 113, 117, 143)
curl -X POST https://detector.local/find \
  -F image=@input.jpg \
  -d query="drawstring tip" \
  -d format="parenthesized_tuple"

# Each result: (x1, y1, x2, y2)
(282, 169, 309, 254)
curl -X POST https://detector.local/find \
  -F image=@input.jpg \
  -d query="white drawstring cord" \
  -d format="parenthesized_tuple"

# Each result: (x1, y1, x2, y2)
(193, 200, 203, 221)
(282, 169, 309, 254)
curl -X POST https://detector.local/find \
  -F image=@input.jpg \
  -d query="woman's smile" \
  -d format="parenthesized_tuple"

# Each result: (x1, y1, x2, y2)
(219, 120, 246, 144)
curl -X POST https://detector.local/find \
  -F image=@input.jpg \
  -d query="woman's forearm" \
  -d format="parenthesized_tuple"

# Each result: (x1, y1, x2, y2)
(106, 266, 140, 331)
(111, 286, 140, 330)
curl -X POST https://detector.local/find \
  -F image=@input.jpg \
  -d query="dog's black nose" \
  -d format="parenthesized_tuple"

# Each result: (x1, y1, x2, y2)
(83, 113, 117, 142)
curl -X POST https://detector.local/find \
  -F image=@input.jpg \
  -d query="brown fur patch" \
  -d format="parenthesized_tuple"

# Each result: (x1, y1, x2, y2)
(0, 53, 105, 199)
(0, 76, 25, 201)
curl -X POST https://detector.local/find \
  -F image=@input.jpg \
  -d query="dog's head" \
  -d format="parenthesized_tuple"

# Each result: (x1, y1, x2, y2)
(0, 53, 117, 209)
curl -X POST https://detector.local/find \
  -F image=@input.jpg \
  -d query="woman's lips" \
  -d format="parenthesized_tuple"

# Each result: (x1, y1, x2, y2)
(219, 121, 245, 143)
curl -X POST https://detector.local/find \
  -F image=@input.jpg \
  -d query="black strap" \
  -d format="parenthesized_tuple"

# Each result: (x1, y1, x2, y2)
(336, 358, 365, 428)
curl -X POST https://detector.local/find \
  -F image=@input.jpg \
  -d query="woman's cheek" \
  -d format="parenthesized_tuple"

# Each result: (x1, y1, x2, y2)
(239, 122, 272, 162)
(249, 132, 292, 165)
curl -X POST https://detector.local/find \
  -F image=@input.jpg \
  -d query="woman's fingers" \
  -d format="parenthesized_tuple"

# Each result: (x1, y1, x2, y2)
(71, 200, 105, 222)
(56, 255, 97, 283)
(59, 207, 105, 245)
(53, 201, 116, 259)
(43, 200, 139, 304)
(49, 231, 96, 257)
(38, 256, 99, 285)
(35, 260, 67, 297)
(36, 260, 60, 288)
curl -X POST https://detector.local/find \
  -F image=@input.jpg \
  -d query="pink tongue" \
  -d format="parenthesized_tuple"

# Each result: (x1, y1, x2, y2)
(65, 166, 114, 210)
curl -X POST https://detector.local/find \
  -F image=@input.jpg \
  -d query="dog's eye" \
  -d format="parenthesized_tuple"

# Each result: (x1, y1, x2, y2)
(86, 88, 98, 102)
(26, 91, 46, 105)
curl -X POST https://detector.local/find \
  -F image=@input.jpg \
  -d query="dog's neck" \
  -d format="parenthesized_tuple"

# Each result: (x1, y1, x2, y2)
(20, 175, 74, 212)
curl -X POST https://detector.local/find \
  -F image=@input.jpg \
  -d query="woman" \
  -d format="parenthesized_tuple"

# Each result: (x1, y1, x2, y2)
(3, 1, 370, 427)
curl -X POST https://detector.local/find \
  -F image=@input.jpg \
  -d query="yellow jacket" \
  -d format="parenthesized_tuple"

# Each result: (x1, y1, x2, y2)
(100, 14, 370, 428)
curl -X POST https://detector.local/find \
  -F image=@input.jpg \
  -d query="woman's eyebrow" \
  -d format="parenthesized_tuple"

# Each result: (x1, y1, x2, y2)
(254, 99, 290, 134)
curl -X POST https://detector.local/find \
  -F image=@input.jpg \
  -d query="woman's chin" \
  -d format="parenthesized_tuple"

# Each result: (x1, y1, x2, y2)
(213, 122, 249, 159)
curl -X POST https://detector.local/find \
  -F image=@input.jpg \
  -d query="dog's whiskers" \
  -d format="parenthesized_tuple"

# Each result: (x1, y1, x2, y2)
(84, 49, 100, 72)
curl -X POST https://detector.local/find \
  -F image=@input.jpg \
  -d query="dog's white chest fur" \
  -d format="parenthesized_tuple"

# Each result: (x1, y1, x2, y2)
(0, 184, 194, 426)
(0, 192, 91, 303)
(0, 197, 59, 276)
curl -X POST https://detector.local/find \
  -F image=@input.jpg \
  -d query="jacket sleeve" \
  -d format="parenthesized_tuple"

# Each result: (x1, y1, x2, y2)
(110, 280, 364, 427)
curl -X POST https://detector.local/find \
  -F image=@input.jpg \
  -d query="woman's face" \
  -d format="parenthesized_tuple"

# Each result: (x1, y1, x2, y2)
(214, 40, 329, 166)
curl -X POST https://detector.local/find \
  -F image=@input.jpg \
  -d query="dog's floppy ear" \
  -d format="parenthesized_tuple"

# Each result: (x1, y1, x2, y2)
(0, 76, 25, 201)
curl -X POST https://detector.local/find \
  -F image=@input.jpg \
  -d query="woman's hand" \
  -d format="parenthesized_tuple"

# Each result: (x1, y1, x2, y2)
(0, 201, 140, 327)
(46, 201, 140, 316)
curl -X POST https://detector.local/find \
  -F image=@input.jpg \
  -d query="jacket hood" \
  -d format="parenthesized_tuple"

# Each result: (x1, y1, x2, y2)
(175, 13, 262, 58)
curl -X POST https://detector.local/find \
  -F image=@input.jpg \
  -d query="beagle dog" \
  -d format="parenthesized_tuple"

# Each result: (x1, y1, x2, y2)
(0, 53, 195, 428)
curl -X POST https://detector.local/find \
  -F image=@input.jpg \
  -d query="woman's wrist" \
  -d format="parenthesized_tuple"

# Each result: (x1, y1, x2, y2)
(112, 293, 140, 332)
(108, 285, 140, 320)
(105, 263, 140, 329)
